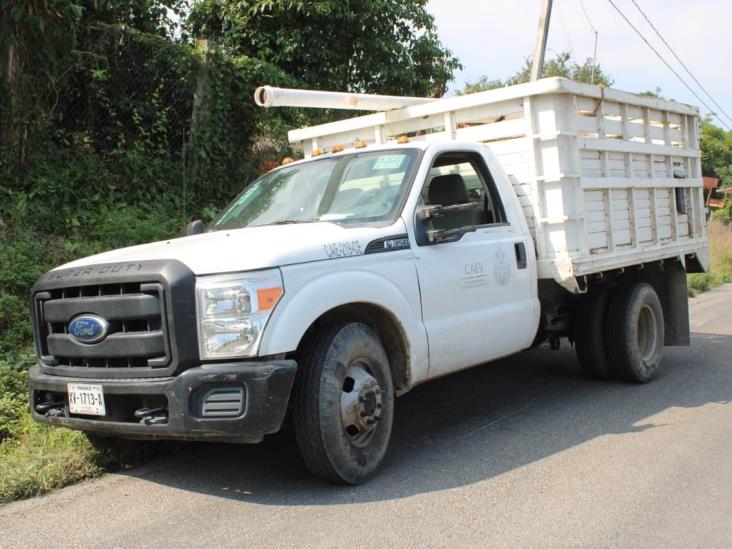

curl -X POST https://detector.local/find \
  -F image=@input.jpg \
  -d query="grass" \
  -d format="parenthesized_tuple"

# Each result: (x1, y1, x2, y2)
(0, 417, 103, 503)
(0, 352, 177, 504)
(0, 414, 177, 504)
(688, 219, 732, 296)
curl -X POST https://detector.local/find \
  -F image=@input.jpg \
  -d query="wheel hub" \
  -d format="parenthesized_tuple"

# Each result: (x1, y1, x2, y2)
(637, 304, 658, 362)
(340, 362, 383, 445)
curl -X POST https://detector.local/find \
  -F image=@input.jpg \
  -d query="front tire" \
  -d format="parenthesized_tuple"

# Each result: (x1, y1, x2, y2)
(608, 282, 665, 383)
(292, 322, 394, 484)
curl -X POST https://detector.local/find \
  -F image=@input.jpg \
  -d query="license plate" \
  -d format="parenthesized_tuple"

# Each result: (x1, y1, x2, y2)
(67, 383, 106, 416)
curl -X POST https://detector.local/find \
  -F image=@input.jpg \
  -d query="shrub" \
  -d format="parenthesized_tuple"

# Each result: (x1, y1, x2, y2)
(0, 354, 32, 441)
(688, 219, 732, 296)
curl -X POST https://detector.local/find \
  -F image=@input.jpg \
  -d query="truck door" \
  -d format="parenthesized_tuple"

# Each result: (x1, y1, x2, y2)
(412, 151, 537, 377)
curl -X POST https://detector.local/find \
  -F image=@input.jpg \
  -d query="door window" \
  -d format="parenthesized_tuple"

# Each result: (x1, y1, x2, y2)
(419, 152, 506, 232)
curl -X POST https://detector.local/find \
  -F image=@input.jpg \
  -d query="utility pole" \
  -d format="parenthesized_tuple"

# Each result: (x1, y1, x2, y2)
(530, 0, 553, 81)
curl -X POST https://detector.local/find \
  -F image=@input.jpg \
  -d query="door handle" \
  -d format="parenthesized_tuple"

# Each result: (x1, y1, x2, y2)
(514, 242, 527, 269)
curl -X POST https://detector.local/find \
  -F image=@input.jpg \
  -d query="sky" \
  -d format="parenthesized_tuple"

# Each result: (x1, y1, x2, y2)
(426, 0, 732, 129)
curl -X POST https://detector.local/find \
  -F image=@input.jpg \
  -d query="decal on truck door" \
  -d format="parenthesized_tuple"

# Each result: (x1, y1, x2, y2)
(494, 250, 510, 286)
(461, 260, 490, 289)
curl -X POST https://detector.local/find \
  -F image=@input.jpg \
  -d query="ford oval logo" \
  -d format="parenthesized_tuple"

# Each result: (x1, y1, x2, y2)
(68, 314, 109, 344)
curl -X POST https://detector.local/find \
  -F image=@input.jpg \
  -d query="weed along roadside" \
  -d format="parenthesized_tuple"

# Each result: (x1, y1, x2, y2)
(0, 350, 181, 503)
(688, 220, 732, 295)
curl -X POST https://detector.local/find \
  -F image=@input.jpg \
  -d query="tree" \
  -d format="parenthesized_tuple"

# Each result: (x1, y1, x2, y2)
(458, 50, 613, 95)
(701, 118, 732, 188)
(0, 1, 83, 143)
(187, 0, 461, 97)
(639, 87, 663, 98)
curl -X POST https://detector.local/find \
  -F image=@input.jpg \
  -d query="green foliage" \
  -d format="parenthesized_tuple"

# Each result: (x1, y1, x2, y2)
(0, 204, 183, 354)
(701, 118, 732, 188)
(459, 76, 506, 95)
(638, 87, 664, 98)
(0, 230, 49, 351)
(0, 354, 32, 441)
(508, 51, 613, 87)
(712, 204, 731, 224)
(188, 0, 461, 97)
(189, 48, 298, 204)
(0, 349, 182, 502)
(458, 51, 613, 94)
(688, 271, 732, 296)
(0, 416, 182, 502)
(688, 220, 732, 296)
(0, 421, 102, 503)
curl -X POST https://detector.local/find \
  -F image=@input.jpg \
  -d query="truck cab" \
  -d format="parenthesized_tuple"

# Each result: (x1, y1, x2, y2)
(29, 79, 708, 483)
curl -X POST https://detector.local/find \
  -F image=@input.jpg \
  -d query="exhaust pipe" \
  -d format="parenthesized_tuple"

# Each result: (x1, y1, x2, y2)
(254, 85, 436, 111)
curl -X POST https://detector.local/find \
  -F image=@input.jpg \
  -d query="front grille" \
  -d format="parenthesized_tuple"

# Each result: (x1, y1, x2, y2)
(35, 282, 170, 371)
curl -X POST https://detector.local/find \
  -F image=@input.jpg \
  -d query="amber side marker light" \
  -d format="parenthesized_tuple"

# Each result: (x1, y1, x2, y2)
(257, 287, 283, 311)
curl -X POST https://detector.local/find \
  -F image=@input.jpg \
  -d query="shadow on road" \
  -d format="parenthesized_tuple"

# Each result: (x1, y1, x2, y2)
(123, 332, 732, 505)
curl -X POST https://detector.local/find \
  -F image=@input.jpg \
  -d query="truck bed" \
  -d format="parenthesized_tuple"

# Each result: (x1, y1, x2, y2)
(287, 78, 709, 293)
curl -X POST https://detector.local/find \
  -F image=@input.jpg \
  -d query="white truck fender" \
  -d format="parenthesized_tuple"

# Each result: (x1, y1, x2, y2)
(259, 266, 429, 388)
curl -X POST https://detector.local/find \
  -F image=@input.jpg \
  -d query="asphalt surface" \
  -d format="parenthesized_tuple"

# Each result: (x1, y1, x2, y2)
(2, 285, 732, 547)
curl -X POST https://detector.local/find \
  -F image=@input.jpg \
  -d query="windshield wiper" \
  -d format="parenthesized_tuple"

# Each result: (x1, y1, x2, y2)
(271, 219, 320, 225)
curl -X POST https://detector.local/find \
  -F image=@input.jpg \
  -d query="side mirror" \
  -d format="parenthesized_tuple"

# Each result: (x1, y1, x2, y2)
(414, 207, 433, 246)
(185, 219, 204, 236)
(415, 204, 478, 246)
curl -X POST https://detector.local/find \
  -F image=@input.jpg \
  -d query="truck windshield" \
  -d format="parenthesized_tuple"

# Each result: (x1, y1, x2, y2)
(210, 149, 419, 230)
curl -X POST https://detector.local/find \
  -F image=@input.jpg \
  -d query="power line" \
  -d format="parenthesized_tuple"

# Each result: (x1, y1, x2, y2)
(606, 0, 732, 131)
(577, 0, 599, 84)
(555, 0, 575, 54)
(629, 0, 732, 128)
(578, 0, 597, 33)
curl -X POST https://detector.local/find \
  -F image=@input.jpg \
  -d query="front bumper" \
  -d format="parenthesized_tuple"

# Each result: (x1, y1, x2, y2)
(29, 360, 297, 443)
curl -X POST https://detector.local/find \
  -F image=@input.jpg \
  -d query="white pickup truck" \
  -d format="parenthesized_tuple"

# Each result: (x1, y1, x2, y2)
(29, 78, 708, 483)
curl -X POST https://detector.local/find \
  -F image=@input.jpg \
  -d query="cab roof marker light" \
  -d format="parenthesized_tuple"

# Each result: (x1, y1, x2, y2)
(281, 157, 295, 165)
(311, 148, 325, 157)
(331, 144, 345, 153)
(396, 135, 410, 144)
(354, 140, 367, 149)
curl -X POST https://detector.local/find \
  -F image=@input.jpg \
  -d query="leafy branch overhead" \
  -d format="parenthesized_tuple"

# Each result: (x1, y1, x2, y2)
(187, 0, 461, 97)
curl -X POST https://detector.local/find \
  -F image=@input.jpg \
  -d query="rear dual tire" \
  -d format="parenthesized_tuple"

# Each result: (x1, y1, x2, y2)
(574, 283, 616, 379)
(575, 281, 664, 383)
(608, 282, 665, 382)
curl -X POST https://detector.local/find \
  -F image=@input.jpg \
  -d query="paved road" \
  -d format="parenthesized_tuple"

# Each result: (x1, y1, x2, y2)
(2, 286, 732, 547)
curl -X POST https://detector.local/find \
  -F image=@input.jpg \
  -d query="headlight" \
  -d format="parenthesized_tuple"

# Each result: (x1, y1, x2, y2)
(195, 270, 283, 360)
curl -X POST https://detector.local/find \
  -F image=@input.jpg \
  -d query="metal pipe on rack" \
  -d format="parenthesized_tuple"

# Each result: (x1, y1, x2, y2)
(254, 85, 436, 111)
